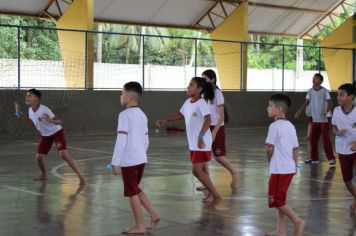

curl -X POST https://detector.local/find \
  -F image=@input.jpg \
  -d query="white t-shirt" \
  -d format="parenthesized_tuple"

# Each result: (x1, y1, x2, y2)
(265, 119, 299, 174)
(306, 87, 331, 123)
(332, 106, 356, 155)
(28, 104, 62, 137)
(111, 107, 149, 167)
(180, 98, 212, 151)
(208, 88, 224, 126)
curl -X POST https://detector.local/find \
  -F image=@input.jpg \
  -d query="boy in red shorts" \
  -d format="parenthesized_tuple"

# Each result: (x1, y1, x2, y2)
(331, 83, 356, 214)
(265, 94, 305, 236)
(14, 88, 85, 185)
(111, 82, 160, 234)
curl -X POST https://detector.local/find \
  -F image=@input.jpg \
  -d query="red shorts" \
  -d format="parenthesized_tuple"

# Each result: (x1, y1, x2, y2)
(268, 173, 294, 208)
(338, 153, 356, 182)
(210, 126, 227, 157)
(37, 129, 67, 155)
(121, 164, 145, 197)
(190, 151, 211, 164)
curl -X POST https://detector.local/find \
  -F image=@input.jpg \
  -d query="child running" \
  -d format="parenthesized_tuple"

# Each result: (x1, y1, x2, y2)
(111, 82, 160, 234)
(14, 88, 85, 185)
(265, 94, 305, 236)
(156, 77, 223, 207)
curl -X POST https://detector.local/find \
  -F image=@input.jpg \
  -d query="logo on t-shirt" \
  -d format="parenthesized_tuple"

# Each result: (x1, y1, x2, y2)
(192, 112, 198, 117)
(38, 117, 42, 121)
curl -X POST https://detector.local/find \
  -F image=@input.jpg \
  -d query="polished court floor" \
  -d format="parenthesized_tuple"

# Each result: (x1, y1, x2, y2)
(0, 127, 355, 236)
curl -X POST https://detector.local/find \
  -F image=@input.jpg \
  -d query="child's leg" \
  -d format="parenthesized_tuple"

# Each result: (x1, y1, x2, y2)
(306, 119, 312, 157)
(34, 154, 48, 180)
(58, 150, 86, 185)
(215, 155, 238, 188)
(138, 191, 160, 229)
(197, 163, 209, 191)
(123, 195, 145, 234)
(192, 163, 222, 207)
(265, 210, 287, 236)
(277, 205, 305, 236)
(339, 154, 356, 212)
(310, 123, 321, 161)
(320, 121, 335, 162)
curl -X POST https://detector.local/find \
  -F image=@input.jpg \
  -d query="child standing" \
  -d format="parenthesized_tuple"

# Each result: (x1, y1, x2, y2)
(331, 83, 356, 214)
(14, 89, 85, 185)
(294, 73, 336, 165)
(156, 77, 223, 207)
(111, 82, 160, 234)
(202, 70, 237, 189)
(265, 94, 305, 236)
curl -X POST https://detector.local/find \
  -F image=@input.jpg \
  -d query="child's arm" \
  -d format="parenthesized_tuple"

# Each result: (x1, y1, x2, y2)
(156, 113, 184, 127)
(198, 114, 211, 149)
(294, 100, 310, 119)
(332, 125, 348, 136)
(265, 145, 274, 163)
(293, 148, 299, 163)
(325, 99, 333, 113)
(111, 114, 129, 175)
(14, 102, 32, 124)
(42, 114, 62, 125)
(211, 105, 224, 140)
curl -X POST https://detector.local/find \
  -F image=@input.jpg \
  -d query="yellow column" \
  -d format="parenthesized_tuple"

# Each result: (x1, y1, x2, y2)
(320, 16, 356, 90)
(56, 0, 94, 89)
(211, 1, 248, 90)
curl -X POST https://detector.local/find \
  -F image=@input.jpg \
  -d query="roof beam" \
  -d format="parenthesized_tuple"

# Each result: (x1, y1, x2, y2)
(248, 2, 326, 14)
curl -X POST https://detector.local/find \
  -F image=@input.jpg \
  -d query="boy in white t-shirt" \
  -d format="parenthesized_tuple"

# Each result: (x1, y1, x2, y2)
(265, 94, 305, 236)
(14, 89, 85, 185)
(331, 83, 356, 214)
(111, 82, 160, 234)
(157, 77, 222, 208)
(295, 73, 336, 165)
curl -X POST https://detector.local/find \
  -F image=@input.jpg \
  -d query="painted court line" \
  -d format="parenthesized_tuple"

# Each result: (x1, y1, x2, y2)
(2, 185, 43, 196)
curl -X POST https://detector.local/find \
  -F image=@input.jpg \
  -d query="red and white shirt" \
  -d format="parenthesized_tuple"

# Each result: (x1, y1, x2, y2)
(180, 98, 212, 151)
(208, 88, 224, 126)
(332, 106, 356, 155)
(111, 107, 149, 167)
(265, 119, 299, 174)
(28, 104, 62, 137)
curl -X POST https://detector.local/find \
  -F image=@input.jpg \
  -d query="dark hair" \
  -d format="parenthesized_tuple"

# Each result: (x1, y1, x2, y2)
(269, 93, 291, 113)
(27, 88, 41, 100)
(191, 77, 215, 102)
(314, 73, 324, 82)
(202, 69, 217, 85)
(338, 83, 355, 98)
(123, 82, 143, 95)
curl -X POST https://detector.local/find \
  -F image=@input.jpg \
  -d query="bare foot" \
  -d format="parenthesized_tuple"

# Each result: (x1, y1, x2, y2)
(206, 196, 223, 208)
(265, 230, 286, 236)
(230, 173, 238, 188)
(33, 175, 48, 181)
(202, 192, 212, 202)
(146, 216, 160, 230)
(79, 178, 86, 186)
(196, 186, 207, 191)
(293, 219, 305, 236)
(122, 225, 145, 234)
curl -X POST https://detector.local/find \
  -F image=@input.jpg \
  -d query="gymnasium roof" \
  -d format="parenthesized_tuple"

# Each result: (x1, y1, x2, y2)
(0, 0, 355, 38)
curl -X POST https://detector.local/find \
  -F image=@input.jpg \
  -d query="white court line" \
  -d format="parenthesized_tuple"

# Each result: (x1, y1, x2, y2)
(2, 185, 43, 196)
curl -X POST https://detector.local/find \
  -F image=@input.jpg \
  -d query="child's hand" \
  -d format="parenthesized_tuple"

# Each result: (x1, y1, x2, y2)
(294, 110, 301, 119)
(156, 119, 167, 127)
(198, 140, 206, 149)
(338, 129, 348, 137)
(42, 114, 52, 123)
(321, 112, 327, 119)
(14, 102, 21, 113)
(112, 166, 121, 175)
(212, 129, 217, 141)
(350, 141, 356, 151)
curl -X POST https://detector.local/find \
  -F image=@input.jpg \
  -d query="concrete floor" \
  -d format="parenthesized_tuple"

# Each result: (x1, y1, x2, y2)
(0, 127, 355, 236)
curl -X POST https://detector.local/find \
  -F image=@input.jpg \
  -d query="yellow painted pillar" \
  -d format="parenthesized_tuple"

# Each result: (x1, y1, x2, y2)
(320, 16, 356, 90)
(56, 0, 94, 89)
(211, 1, 248, 90)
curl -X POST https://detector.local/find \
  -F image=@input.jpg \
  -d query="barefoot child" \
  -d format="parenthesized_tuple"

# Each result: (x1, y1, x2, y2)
(156, 77, 223, 207)
(202, 69, 237, 189)
(14, 88, 85, 185)
(111, 82, 160, 234)
(331, 83, 356, 214)
(265, 94, 305, 236)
